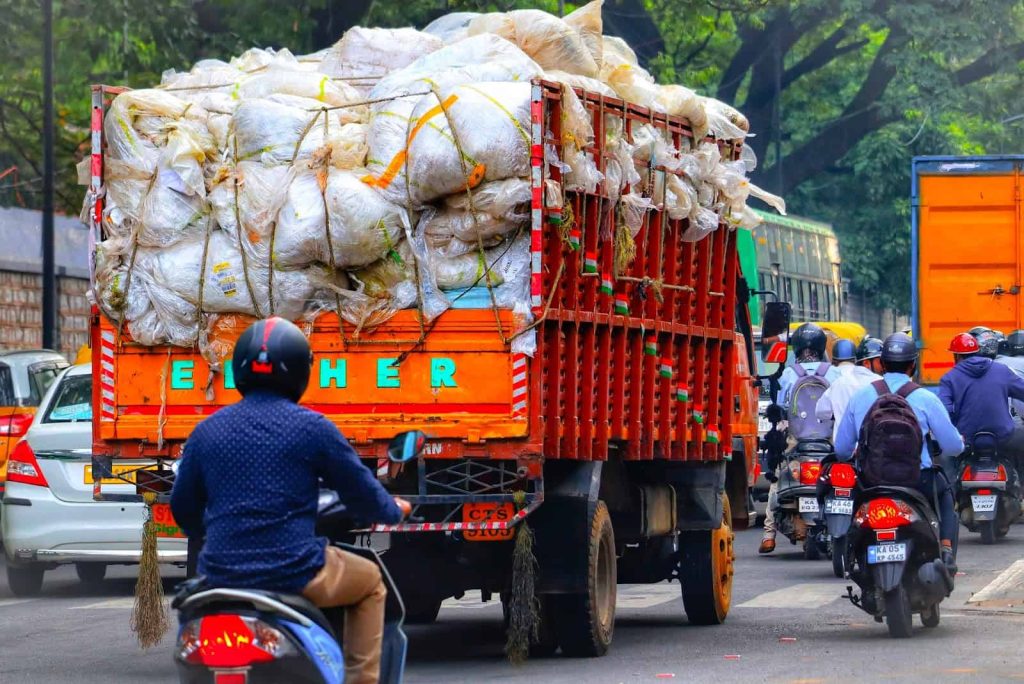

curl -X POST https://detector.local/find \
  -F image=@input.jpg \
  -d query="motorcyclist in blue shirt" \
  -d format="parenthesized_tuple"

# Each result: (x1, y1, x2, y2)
(835, 333, 963, 571)
(171, 318, 410, 684)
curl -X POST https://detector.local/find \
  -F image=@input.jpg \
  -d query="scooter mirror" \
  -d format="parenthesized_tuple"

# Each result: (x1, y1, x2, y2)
(387, 430, 427, 463)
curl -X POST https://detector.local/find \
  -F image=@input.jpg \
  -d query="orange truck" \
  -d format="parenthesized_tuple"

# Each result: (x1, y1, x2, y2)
(86, 80, 775, 655)
(913, 156, 1024, 385)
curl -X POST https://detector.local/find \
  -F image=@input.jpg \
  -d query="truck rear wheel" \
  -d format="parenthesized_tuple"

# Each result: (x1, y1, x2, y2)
(679, 494, 734, 625)
(552, 501, 616, 657)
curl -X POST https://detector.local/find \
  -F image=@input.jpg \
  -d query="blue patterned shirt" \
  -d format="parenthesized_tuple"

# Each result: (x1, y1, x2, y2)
(171, 390, 402, 593)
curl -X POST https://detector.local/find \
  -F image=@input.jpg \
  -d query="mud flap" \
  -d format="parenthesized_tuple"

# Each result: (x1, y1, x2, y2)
(667, 461, 726, 531)
(871, 561, 907, 593)
(826, 513, 852, 539)
(533, 462, 602, 594)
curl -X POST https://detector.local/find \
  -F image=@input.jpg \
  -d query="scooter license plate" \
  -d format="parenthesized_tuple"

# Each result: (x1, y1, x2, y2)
(825, 498, 854, 515)
(798, 497, 819, 513)
(971, 495, 997, 513)
(867, 542, 907, 564)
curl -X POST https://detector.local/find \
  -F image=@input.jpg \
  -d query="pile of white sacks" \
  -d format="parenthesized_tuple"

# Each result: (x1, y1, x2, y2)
(85, 0, 784, 349)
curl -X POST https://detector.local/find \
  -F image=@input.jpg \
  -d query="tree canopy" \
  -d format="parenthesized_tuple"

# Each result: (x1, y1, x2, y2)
(2, 0, 1022, 312)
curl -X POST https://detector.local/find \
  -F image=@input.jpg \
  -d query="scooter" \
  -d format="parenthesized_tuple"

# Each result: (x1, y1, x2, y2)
(171, 430, 426, 684)
(773, 439, 832, 560)
(956, 431, 1022, 544)
(816, 457, 859, 578)
(845, 475, 954, 638)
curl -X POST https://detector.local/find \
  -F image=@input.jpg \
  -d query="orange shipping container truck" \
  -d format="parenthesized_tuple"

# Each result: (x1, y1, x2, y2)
(913, 156, 1024, 385)
(87, 81, 774, 653)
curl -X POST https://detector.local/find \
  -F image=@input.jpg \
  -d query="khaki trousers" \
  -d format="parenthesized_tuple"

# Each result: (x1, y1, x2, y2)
(302, 545, 387, 684)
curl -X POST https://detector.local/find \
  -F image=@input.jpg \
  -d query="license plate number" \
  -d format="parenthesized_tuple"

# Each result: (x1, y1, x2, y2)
(462, 503, 515, 542)
(972, 495, 997, 512)
(799, 497, 819, 513)
(758, 416, 771, 434)
(825, 498, 854, 515)
(151, 503, 185, 538)
(84, 463, 157, 485)
(867, 542, 907, 564)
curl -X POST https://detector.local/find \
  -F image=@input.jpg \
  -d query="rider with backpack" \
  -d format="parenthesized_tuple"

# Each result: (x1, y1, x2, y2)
(834, 333, 963, 571)
(760, 323, 842, 554)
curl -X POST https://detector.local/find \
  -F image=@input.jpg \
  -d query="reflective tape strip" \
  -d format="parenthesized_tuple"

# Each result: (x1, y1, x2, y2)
(371, 505, 535, 533)
(511, 353, 528, 417)
(101, 360, 114, 374)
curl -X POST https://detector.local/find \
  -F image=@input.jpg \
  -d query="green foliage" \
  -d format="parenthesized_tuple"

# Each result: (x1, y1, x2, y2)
(2, 0, 1022, 314)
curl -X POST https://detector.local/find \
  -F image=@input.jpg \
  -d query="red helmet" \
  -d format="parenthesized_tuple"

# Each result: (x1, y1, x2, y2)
(949, 332, 980, 355)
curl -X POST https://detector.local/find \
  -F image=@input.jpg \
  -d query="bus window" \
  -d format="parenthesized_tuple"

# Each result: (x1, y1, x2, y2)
(797, 280, 806, 319)
(809, 283, 820, 319)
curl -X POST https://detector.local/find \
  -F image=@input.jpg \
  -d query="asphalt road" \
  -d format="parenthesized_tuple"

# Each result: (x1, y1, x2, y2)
(2, 526, 1024, 683)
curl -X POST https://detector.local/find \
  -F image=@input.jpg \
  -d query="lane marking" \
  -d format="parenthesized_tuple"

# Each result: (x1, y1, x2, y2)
(0, 599, 34, 608)
(737, 583, 844, 609)
(72, 598, 142, 610)
(968, 559, 1024, 605)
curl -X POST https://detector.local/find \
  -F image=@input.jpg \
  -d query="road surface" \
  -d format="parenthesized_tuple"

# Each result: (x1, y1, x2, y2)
(2, 527, 1023, 682)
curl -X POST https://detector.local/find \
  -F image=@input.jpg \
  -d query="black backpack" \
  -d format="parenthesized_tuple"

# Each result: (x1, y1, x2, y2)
(858, 380, 923, 487)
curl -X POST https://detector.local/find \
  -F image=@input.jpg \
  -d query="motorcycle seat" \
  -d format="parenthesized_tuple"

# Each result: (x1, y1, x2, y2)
(794, 440, 832, 455)
(176, 584, 335, 635)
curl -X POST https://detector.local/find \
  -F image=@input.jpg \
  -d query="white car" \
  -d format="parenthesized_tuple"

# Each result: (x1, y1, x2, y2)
(3, 364, 187, 596)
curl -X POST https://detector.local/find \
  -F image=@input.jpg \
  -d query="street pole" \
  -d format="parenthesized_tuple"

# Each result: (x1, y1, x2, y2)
(42, 0, 57, 350)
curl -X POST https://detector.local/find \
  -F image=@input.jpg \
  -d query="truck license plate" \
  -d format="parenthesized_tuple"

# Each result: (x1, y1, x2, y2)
(972, 495, 997, 513)
(798, 497, 819, 513)
(867, 542, 907, 564)
(825, 498, 854, 515)
(462, 503, 515, 542)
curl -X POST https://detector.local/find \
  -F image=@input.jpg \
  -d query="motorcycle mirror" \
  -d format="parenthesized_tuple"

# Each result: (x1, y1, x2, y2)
(387, 430, 427, 463)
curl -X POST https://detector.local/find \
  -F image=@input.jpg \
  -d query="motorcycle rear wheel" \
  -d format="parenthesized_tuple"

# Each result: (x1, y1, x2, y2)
(920, 603, 940, 628)
(884, 585, 913, 638)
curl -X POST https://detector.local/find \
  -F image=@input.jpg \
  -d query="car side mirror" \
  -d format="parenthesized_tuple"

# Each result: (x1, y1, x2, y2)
(387, 430, 427, 463)
(759, 301, 792, 378)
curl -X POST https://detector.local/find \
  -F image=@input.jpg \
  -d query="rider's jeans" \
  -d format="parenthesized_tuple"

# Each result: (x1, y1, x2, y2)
(303, 545, 387, 684)
(916, 468, 958, 548)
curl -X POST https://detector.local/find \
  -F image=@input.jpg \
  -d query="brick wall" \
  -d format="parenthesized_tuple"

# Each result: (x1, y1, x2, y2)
(0, 270, 91, 357)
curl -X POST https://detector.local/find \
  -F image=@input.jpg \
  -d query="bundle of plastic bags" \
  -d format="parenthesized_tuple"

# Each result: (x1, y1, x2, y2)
(86, 0, 784, 351)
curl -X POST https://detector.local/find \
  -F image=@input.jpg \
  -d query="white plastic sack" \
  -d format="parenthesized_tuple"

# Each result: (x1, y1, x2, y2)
(422, 12, 479, 43)
(273, 164, 408, 270)
(232, 96, 363, 167)
(321, 27, 443, 93)
(467, 9, 599, 77)
(365, 82, 532, 207)
(209, 162, 294, 261)
(563, 1, 604, 72)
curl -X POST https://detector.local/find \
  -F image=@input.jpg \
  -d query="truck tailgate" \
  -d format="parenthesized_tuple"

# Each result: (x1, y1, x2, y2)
(914, 157, 1024, 384)
(96, 309, 527, 446)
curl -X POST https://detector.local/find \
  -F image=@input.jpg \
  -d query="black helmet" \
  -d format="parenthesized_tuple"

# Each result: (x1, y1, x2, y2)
(832, 339, 856, 362)
(968, 325, 992, 337)
(881, 332, 917, 364)
(233, 317, 313, 402)
(856, 336, 883, 362)
(791, 323, 827, 359)
(1006, 330, 1024, 357)
(973, 330, 1000, 359)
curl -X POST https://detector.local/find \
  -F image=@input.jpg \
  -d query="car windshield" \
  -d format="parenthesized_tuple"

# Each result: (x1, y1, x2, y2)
(44, 375, 92, 423)
(0, 364, 14, 406)
(27, 363, 66, 406)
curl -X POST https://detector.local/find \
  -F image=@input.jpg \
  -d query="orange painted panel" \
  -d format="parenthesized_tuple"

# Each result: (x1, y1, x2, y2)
(917, 172, 1022, 384)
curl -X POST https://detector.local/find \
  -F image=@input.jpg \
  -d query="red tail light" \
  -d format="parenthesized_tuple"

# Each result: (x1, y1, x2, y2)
(978, 489, 992, 495)
(0, 412, 34, 438)
(799, 461, 822, 486)
(963, 465, 1007, 482)
(6, 440, 48, 487)
(854, 498, 917, 529)
(179, 615, 293, 668)
(828, 463, 857, 489)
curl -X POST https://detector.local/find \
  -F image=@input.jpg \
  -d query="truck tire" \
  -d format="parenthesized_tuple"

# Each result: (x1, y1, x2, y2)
(679, 494, 734, 625)
(404, 595, 443, 625)
(75, 562, 107, 584)
(552, 501, 616, 657)
(6, 563, 44, 597)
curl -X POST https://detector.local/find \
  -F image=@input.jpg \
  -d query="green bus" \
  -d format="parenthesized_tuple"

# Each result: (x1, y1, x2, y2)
(738, 209, 843, 327)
